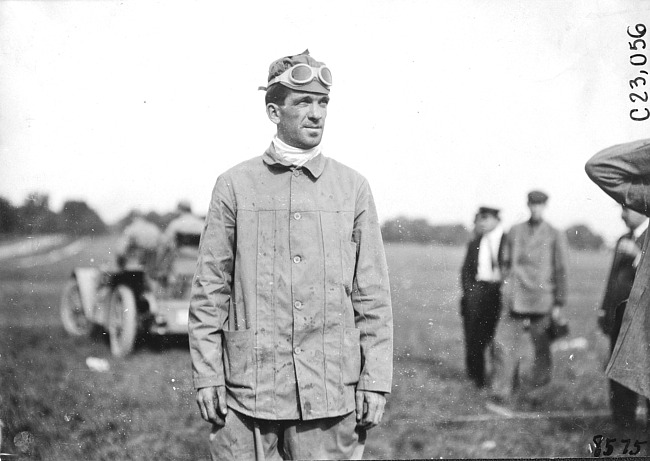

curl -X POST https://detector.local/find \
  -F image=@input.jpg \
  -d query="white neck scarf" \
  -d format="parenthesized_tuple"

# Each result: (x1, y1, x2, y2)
(272, 136, 321, 167)
(476, 224, 505, 282)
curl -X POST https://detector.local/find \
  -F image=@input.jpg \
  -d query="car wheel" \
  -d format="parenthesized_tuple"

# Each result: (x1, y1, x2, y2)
(60, 278, 91, 336)
(108, 285, 138, 357)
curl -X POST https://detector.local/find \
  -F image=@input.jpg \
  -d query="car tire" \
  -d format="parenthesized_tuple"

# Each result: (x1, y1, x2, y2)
(108, 285, 138, 357)
(60, 278, 91, 336)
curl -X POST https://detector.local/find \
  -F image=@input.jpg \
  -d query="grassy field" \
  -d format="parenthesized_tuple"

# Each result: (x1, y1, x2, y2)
(0, 236, 628, 459)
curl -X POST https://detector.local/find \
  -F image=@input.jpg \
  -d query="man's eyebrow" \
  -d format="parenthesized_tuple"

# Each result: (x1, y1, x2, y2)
(320, 96, 330, 103)
(294, 95, 314, 104)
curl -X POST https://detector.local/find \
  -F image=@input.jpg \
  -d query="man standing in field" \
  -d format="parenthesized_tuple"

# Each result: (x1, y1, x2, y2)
(489, 191, 569, 403)
(597, 204, 648, 430)
(188, 50, 393, 460)
(460, 206, 507, 388)
(586, 138, 650, 420)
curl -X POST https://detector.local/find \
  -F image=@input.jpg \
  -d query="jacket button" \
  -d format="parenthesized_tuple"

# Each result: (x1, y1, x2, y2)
(293, 169, 300, 177)
(294, 212, 301, 220)
(293, 255, 301, 264)
(294, 347, 302, 355)
(294, 301, 302, 309)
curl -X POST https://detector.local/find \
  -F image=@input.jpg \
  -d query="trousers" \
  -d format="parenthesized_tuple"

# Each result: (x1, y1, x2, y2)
(490, 311, 552, 399)
(209, 409, 366, 460)
(461, 281, 502, 387)
(610, 301, 650, 429)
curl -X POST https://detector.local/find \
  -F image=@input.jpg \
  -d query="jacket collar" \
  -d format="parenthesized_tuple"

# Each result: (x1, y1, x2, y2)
(262, 143, 326, 179)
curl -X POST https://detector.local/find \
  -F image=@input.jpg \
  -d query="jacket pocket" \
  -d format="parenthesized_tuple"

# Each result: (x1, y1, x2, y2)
(342, 327, 362, 385)
(341, 241, 358, 296)
(222, 329, 253, 390)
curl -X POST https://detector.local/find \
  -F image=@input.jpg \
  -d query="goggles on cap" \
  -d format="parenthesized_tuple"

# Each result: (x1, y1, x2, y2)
(268, 63, 332, 89)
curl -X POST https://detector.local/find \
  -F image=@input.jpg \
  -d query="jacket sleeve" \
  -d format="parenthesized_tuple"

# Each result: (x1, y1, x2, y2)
(552, 229, 569, 307)
(585, 139, 650, 216)
(188, 175, 236, 390)
(460, 239, 476, 294)
(500, 230, 513, 275)
(600, 237, 628, 333)
(351, 179, 393, 394)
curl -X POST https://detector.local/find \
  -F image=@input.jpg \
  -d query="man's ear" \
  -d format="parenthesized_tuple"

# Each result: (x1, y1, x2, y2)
(266, 103, 281, 125)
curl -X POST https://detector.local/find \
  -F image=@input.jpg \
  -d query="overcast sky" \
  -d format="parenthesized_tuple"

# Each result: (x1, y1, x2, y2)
(1, 0, 649, 242)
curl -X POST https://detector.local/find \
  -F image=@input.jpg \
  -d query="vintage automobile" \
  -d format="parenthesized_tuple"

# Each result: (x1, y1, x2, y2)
(59, 233, 199, 357)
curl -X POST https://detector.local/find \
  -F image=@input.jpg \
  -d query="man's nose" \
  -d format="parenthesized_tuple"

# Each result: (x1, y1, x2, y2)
(307, 102, 324, 120)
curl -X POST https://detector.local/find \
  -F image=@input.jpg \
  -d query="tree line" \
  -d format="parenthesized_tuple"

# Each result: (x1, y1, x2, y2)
(0, 193, 190, 237)
(381, 216, 604, 250)
(0, 193, 107, 237)
(0, 194, 605, 250)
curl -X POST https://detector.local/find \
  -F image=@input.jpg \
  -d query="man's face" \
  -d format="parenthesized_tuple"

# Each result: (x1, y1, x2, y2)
(621, 207, 646, 231)
(477, 214, 499, 234)
(267, 90, 329, 149)
(527, 202, 546, 222)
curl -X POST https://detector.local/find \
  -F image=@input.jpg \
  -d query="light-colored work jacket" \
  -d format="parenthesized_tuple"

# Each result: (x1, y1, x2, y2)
(189, 146, 393, 420)
(502, 221, 568, 315)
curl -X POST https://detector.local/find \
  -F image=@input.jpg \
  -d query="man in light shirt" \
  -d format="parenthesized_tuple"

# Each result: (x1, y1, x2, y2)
(460, 206, 507, 388)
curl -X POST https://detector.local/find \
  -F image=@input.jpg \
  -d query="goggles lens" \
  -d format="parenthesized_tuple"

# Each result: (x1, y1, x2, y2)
(290, 64, 315, 83)
(318, 67, 332, 86)
(274, 63, 332, 88)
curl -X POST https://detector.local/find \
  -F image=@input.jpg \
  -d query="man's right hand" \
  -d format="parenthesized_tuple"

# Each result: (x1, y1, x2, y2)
(196, 385, 227, 426)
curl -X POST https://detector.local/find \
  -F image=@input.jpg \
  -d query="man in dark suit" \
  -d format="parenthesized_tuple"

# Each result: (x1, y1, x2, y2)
(586, 139, 650, 415)
(599, 206, 648, 428)
(460, 206, 507, 388)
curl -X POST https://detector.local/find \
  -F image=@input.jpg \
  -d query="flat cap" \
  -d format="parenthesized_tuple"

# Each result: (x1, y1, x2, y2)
(527, 190, 549, 204)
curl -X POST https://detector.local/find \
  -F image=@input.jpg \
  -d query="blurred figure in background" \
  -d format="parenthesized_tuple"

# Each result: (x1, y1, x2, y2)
(163, 200, 205, 246)
(586, 139, 650, 431)
(490, 190, 569, 404)
(158, 200, 204, 284)
(598, 205, 648, 430)
(460, 206, 507, 388)
(115, 210, 162, 278)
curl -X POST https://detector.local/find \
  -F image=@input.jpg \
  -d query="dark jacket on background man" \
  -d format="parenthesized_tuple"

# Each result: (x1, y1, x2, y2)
(599, 230, 647, 335)
(461, 232, 508, 298)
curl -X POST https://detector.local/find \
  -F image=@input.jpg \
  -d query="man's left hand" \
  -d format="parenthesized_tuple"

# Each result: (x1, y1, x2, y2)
(355, 390, 386, 429)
